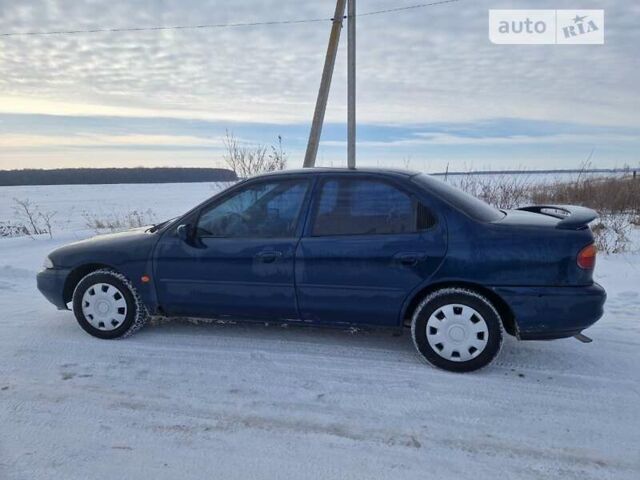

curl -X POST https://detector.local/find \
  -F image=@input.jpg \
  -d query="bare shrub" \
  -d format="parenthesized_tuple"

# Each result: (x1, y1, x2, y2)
(39, 210, 56, 238)
(528, 174, 639, 254)
(11, 198, 56, 238)
(83, 209, 157, 233)
(0, 222, 29, 238)
(591, 213, 634, 254)
(223, 130, 287, 178)
(530, 176, 640, 216)
(269, 135, 287, 172)
(450, 173, 639, 254)
(449, 174, 532, 210)
(13, 198, 40, 234)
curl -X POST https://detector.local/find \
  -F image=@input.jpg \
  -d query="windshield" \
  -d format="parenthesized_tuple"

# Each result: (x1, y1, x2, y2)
(413, 174, 504, 222)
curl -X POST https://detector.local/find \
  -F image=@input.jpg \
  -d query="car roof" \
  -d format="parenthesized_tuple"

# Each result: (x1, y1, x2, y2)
(251, 167, 419, 179)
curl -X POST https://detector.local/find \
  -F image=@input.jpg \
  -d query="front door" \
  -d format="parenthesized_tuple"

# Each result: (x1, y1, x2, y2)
(296, 175, 446, 326)
(154, 178, 311, 321)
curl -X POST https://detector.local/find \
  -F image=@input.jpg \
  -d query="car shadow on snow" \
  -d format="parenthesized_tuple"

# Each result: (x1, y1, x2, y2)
(123, 316, 601, 376)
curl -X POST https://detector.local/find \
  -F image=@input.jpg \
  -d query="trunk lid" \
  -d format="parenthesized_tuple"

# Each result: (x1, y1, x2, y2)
(491, 205, 598, 286)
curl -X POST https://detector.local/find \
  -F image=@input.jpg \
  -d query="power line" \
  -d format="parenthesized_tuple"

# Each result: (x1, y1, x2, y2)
(358, 0, 462, 17)
(0, 0, 462, 37)
(0, 18, 330, 37)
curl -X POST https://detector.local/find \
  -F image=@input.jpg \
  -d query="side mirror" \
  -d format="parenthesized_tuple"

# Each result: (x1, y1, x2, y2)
(176, 224, 191, 242)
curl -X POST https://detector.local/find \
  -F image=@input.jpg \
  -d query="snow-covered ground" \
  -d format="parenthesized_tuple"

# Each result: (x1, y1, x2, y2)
(0, 171, 626, 232)
(0, 182, 230, 232)
(1, 182, 640, 480)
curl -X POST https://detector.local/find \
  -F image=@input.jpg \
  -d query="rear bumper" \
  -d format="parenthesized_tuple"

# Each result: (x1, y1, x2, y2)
(37, 268, 71, 310)
(492, 283, 606, 340)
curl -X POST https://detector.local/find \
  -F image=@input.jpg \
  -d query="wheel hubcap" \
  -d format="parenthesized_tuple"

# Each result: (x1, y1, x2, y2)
(81, 283, 127, 331)
(426, 304, 489, 362)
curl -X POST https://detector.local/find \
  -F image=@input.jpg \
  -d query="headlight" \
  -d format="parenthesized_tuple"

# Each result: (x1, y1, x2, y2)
(43, 256, 54, 269)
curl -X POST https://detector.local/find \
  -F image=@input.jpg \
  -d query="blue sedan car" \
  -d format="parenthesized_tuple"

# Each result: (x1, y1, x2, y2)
(37, 169, 606, 372)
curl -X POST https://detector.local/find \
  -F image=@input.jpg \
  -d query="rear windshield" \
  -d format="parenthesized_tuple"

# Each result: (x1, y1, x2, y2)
(412, 174, 504, 222)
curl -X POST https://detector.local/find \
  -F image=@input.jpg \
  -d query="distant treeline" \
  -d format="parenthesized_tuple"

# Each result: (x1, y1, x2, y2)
(0, 168, 238, 186)
(432, 168, 635, 177)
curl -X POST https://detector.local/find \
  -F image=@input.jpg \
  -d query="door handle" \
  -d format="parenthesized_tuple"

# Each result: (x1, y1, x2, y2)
(256, 251, 283, 264)
(394, 252, 422, 267)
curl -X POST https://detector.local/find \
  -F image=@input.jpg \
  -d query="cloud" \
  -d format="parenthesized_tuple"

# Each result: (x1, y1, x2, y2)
(0, 132, 224, 149)
(410, 132, 639, 146)
(0, 0, 638, 169)
(0, 0, 638, 126)
(320, 132, 640, 148)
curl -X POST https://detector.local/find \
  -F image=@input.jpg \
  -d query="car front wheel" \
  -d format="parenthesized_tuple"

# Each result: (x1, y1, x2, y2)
(72, 269, 148, 339)
(411, 288, 503, 372)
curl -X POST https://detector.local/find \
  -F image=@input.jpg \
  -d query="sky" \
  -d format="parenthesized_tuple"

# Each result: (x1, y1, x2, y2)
(0, 0, 638, 172)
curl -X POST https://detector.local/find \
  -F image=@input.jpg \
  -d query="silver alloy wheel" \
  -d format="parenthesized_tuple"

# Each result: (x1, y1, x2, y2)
(426, 304, 489, 362)
(81, 282, 128, 331)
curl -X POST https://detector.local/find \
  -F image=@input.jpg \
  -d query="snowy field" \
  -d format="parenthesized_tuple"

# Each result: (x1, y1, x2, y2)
(0, 182, 231, 232)
(1, 180, 640, 479)
(0, 171, 628, 232)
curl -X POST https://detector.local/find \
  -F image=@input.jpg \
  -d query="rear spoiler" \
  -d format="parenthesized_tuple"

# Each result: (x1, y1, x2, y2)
(516, 205, 598, 230)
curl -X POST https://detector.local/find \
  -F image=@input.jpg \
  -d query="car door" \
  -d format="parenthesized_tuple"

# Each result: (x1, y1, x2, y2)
(295, 174, 447, 326)
(153, 177, 311, 321)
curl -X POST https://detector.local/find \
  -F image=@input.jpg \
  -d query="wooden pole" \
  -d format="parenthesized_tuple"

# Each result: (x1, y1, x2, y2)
(303, 0, 347, 168)
(347, 0, 356, 169)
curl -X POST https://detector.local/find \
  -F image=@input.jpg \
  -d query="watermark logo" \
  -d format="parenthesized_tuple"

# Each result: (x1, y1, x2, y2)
(557, 11, 603, 44)
(489, 10, 604, 45)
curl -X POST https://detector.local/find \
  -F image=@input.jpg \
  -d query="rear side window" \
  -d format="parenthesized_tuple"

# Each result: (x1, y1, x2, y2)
(413, 174, 504, 222)
(311, 178, 434, 236)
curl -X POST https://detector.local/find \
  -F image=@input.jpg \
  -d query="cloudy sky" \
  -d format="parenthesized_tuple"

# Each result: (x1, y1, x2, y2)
(0, 0, 638, 172)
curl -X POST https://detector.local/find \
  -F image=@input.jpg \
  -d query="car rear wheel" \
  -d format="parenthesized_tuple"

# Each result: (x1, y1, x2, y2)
(411, 288, 503, 372)
(72, 269, 148, 339)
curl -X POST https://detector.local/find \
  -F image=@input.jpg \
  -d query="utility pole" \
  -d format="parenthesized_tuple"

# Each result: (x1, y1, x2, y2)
(303, 0, 347, 168)
(347, 0, 356, 169)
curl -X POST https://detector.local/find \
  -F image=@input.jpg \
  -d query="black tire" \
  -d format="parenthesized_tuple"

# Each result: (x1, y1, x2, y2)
(411, 288, 503, 372)
(72, 269, 149, 339)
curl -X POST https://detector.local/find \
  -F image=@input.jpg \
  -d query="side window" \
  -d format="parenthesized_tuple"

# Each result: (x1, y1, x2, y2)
(317, 180, 339, 215)
(197, 179, 308, 238)
(312, 178, 432, 236)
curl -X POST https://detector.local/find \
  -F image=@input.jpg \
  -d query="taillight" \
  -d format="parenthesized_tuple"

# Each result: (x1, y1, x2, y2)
(577, 244, 597, 269)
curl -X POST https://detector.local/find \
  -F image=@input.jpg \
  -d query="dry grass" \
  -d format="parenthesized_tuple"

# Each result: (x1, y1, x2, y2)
(82, 209, 157, 233)
(530, 175, 639, 253)
(0, 222, 29, 238)
(449, 174, 532, 210)
(590, 213, 634, 254)
(450, 174, 639, 254)
(531, 176, 640, 216)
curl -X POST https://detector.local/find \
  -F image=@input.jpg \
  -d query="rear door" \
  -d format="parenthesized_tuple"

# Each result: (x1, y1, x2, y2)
(295, 174, 447, 326)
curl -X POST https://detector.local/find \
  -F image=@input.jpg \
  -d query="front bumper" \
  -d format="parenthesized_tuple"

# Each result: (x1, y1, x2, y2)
(37, 268, 71, 310)
(492, 283, 606, 340)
